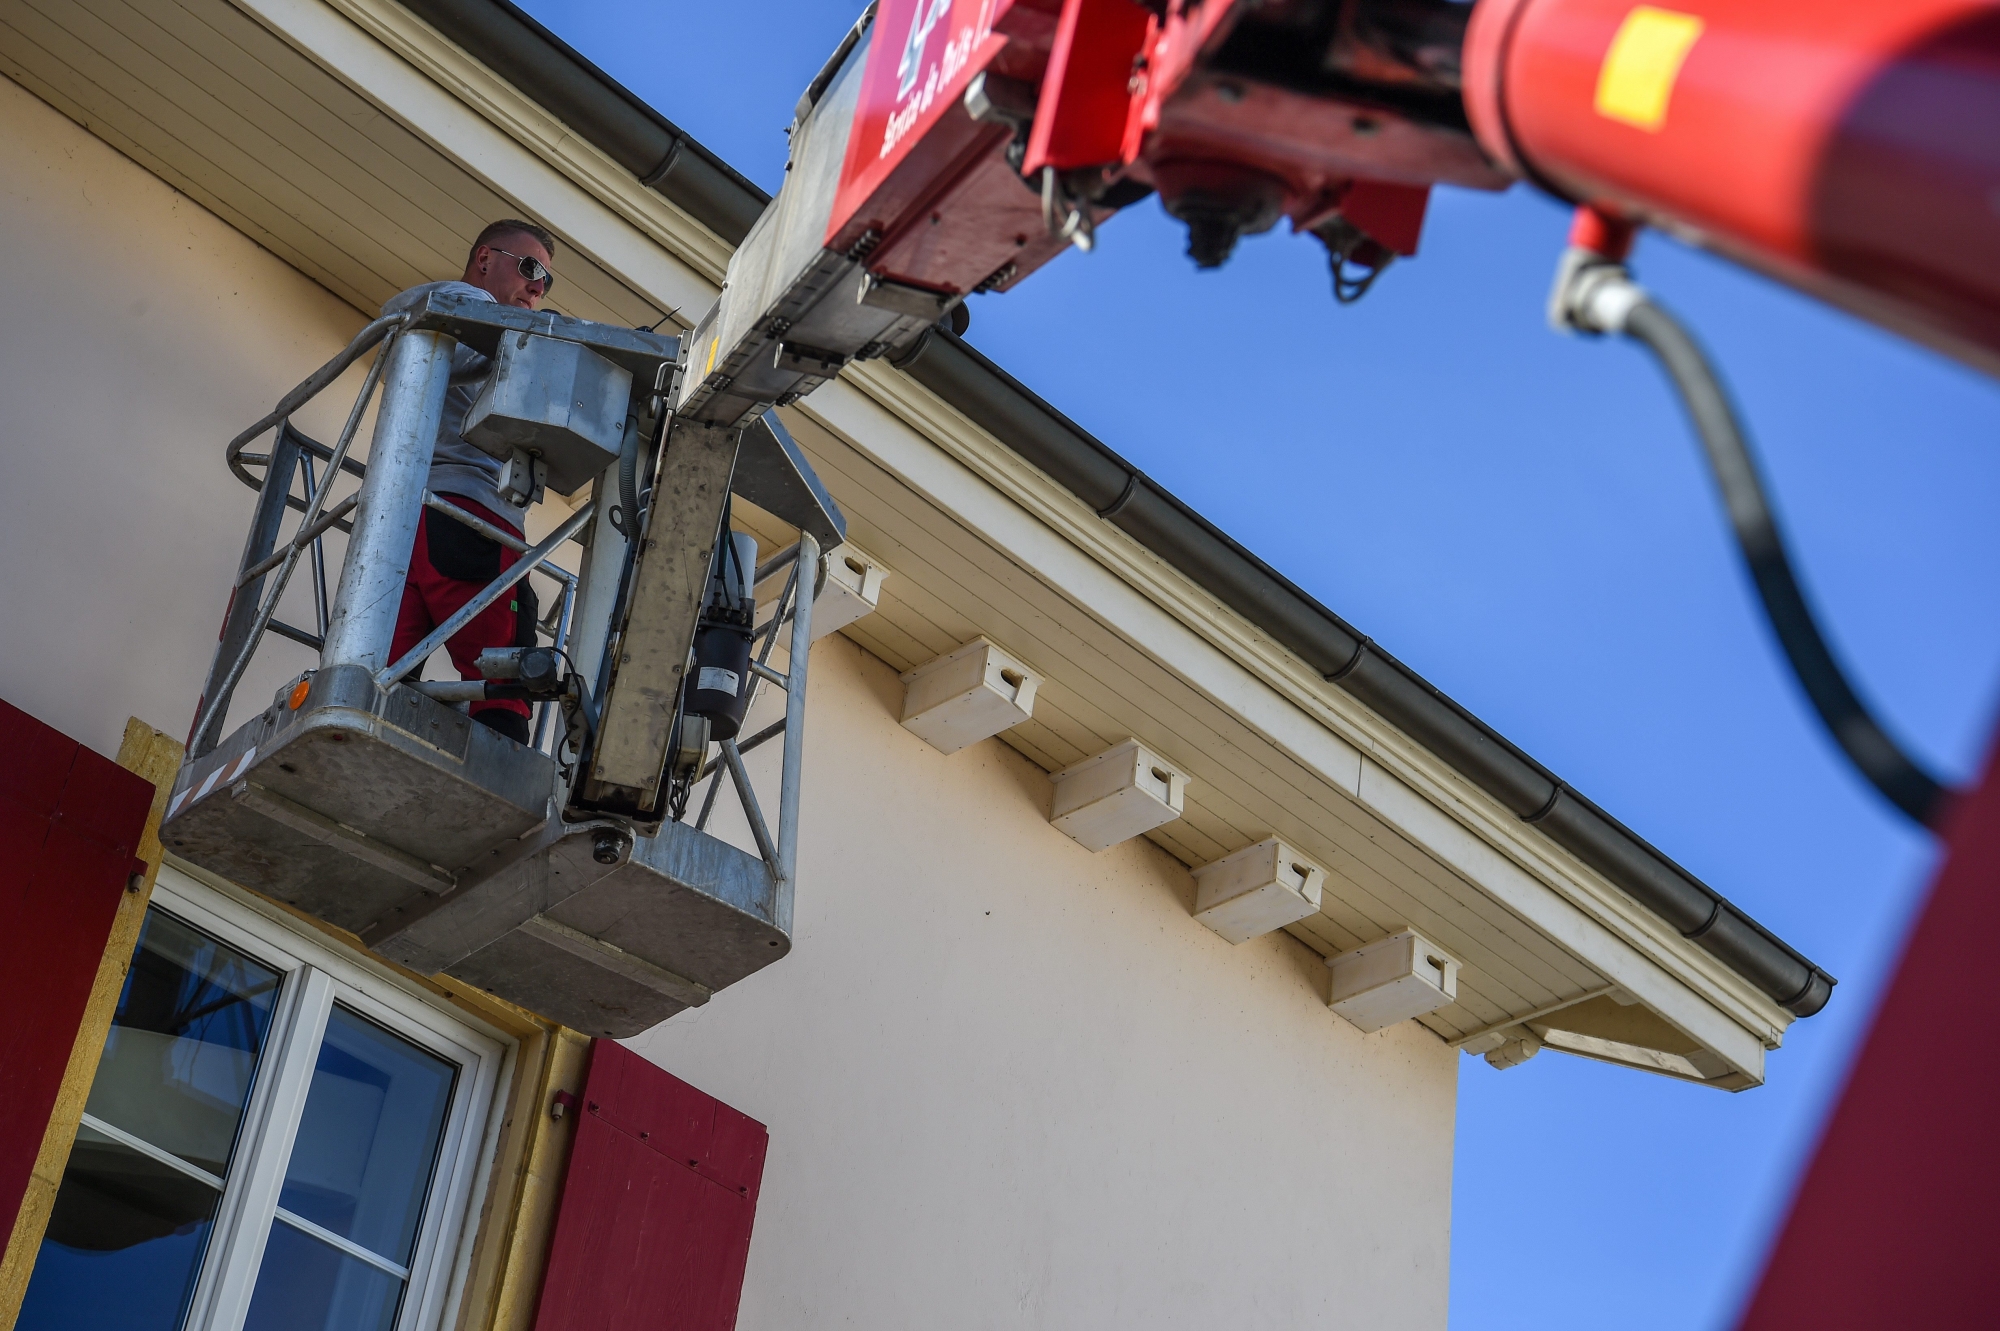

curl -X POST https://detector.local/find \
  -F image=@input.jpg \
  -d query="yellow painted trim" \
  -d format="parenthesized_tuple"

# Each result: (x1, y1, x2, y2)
(1595, 6, 1705, 132)
(449, 1011, 591, 1331)
(0, 718, 181, 1330)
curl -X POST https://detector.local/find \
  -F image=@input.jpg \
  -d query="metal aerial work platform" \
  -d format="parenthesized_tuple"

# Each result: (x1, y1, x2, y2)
(162, 288, 846, 1037)
(161, 15, 958, 1039)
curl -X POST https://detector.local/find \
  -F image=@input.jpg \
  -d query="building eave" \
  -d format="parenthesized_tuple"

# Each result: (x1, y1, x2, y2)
(0, 0, 1833, 1086)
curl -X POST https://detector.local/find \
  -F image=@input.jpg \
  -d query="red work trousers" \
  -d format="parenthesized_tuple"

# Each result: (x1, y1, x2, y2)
(389, 495, 531, 724)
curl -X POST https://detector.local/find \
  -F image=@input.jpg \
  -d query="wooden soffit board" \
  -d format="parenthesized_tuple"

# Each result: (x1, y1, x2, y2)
(0, 0, 701, 327)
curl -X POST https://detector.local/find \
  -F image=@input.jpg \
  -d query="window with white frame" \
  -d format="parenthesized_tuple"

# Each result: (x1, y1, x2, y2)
(18, 869, 506, 1331)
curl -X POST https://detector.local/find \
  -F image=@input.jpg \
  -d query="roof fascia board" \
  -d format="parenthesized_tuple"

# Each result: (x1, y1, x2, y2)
(829, 364, 1790, 1062)
(1353, 761, 1769, 1077)
(396, 0, 768, 243)
(233, 0, 732, 297)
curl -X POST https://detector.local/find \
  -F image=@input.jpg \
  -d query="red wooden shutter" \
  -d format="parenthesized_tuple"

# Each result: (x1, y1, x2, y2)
(534, 1040, 770, 1331)
(0, 699, 154, 1225)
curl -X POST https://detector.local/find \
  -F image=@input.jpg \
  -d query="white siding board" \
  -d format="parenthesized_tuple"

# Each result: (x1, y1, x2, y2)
(839, 603, 940, 679)
(12, 0, 418, 289)
(0, 15, 354, 301)
(96, 0, 470, 262)
(133, 0, 496, 247)
(807, 468, 1586, 1006)
(0, 4, 401, 309)
(3, 0, 659, 324)
(1311, 807, 1598, 996)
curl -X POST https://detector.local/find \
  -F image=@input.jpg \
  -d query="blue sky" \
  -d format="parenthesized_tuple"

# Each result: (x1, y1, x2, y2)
(517, 3, 2000, 1325)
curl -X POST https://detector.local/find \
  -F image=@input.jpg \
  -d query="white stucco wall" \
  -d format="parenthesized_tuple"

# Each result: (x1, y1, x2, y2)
(0, 73, 367, 756)
(3, 71, 1458, 1329)
(638, 632, 1457, 1330)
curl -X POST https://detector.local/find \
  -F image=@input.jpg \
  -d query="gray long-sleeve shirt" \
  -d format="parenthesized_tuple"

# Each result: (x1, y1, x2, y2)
(380, 280, 525, 525)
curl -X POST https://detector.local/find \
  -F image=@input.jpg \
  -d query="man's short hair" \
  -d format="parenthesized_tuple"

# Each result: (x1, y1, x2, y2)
(468, 219, 557, 266)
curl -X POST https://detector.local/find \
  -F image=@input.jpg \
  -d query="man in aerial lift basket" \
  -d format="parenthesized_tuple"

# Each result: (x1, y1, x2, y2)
(379, 218, 563, 745)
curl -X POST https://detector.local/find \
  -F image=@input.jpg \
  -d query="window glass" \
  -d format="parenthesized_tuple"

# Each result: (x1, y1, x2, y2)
(19, 892, 487, 1331)
(243, 1005, 458, 1331)
(17, 912, 282, 1331)
(240, 1217, 407, 1331)
(84, 911, 282, 1175)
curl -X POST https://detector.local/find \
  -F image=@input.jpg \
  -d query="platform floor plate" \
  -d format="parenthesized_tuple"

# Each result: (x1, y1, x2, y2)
(549, 820, 790, 991)
(162, 665, 552, 936)
(446, 920, 699, 1038)
(411, 820, 791, 1038)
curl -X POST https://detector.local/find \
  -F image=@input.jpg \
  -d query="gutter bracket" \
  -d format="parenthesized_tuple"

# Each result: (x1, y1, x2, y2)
(1095, 473, 1140, 520)
(640, 137, 685, 189)
(1523, 784, 1563, 824)
(1682, 899, 1726, 940)
(1325, 636, 1373, 683)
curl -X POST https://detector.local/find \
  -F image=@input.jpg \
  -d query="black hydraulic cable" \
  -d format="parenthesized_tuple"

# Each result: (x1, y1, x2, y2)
(613, 411, 643, 536)
(1620, 298, 1955, 829)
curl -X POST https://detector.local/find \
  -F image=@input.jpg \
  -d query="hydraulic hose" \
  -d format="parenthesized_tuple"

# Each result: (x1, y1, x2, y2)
(1618, 297, 1955, 829)
(616, 410, 642, 537)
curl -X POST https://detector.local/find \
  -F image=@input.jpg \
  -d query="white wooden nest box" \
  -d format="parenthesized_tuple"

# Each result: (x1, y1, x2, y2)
(1326, 929, 1462, 1033)
(1049, 739, 1188, 851)
(1191, 838, 1325, 944)
(756, 540, 887, 642)
(899, 637, 1040, 754)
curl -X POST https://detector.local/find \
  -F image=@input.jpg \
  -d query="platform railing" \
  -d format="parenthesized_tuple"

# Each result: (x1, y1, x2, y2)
(192, 316, 583, 761)
(689, 532, 818, 893)
(166, 288, 837, 1029)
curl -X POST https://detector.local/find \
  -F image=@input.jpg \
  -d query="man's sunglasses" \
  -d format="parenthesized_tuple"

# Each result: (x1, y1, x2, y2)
(490, 247, 556, 293)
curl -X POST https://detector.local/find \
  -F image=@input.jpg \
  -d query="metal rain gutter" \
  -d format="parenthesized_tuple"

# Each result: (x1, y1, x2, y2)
(407, 0, 1834, 1020)
(896, 332, 1834, 1018)
(399, 0, 769, 245)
